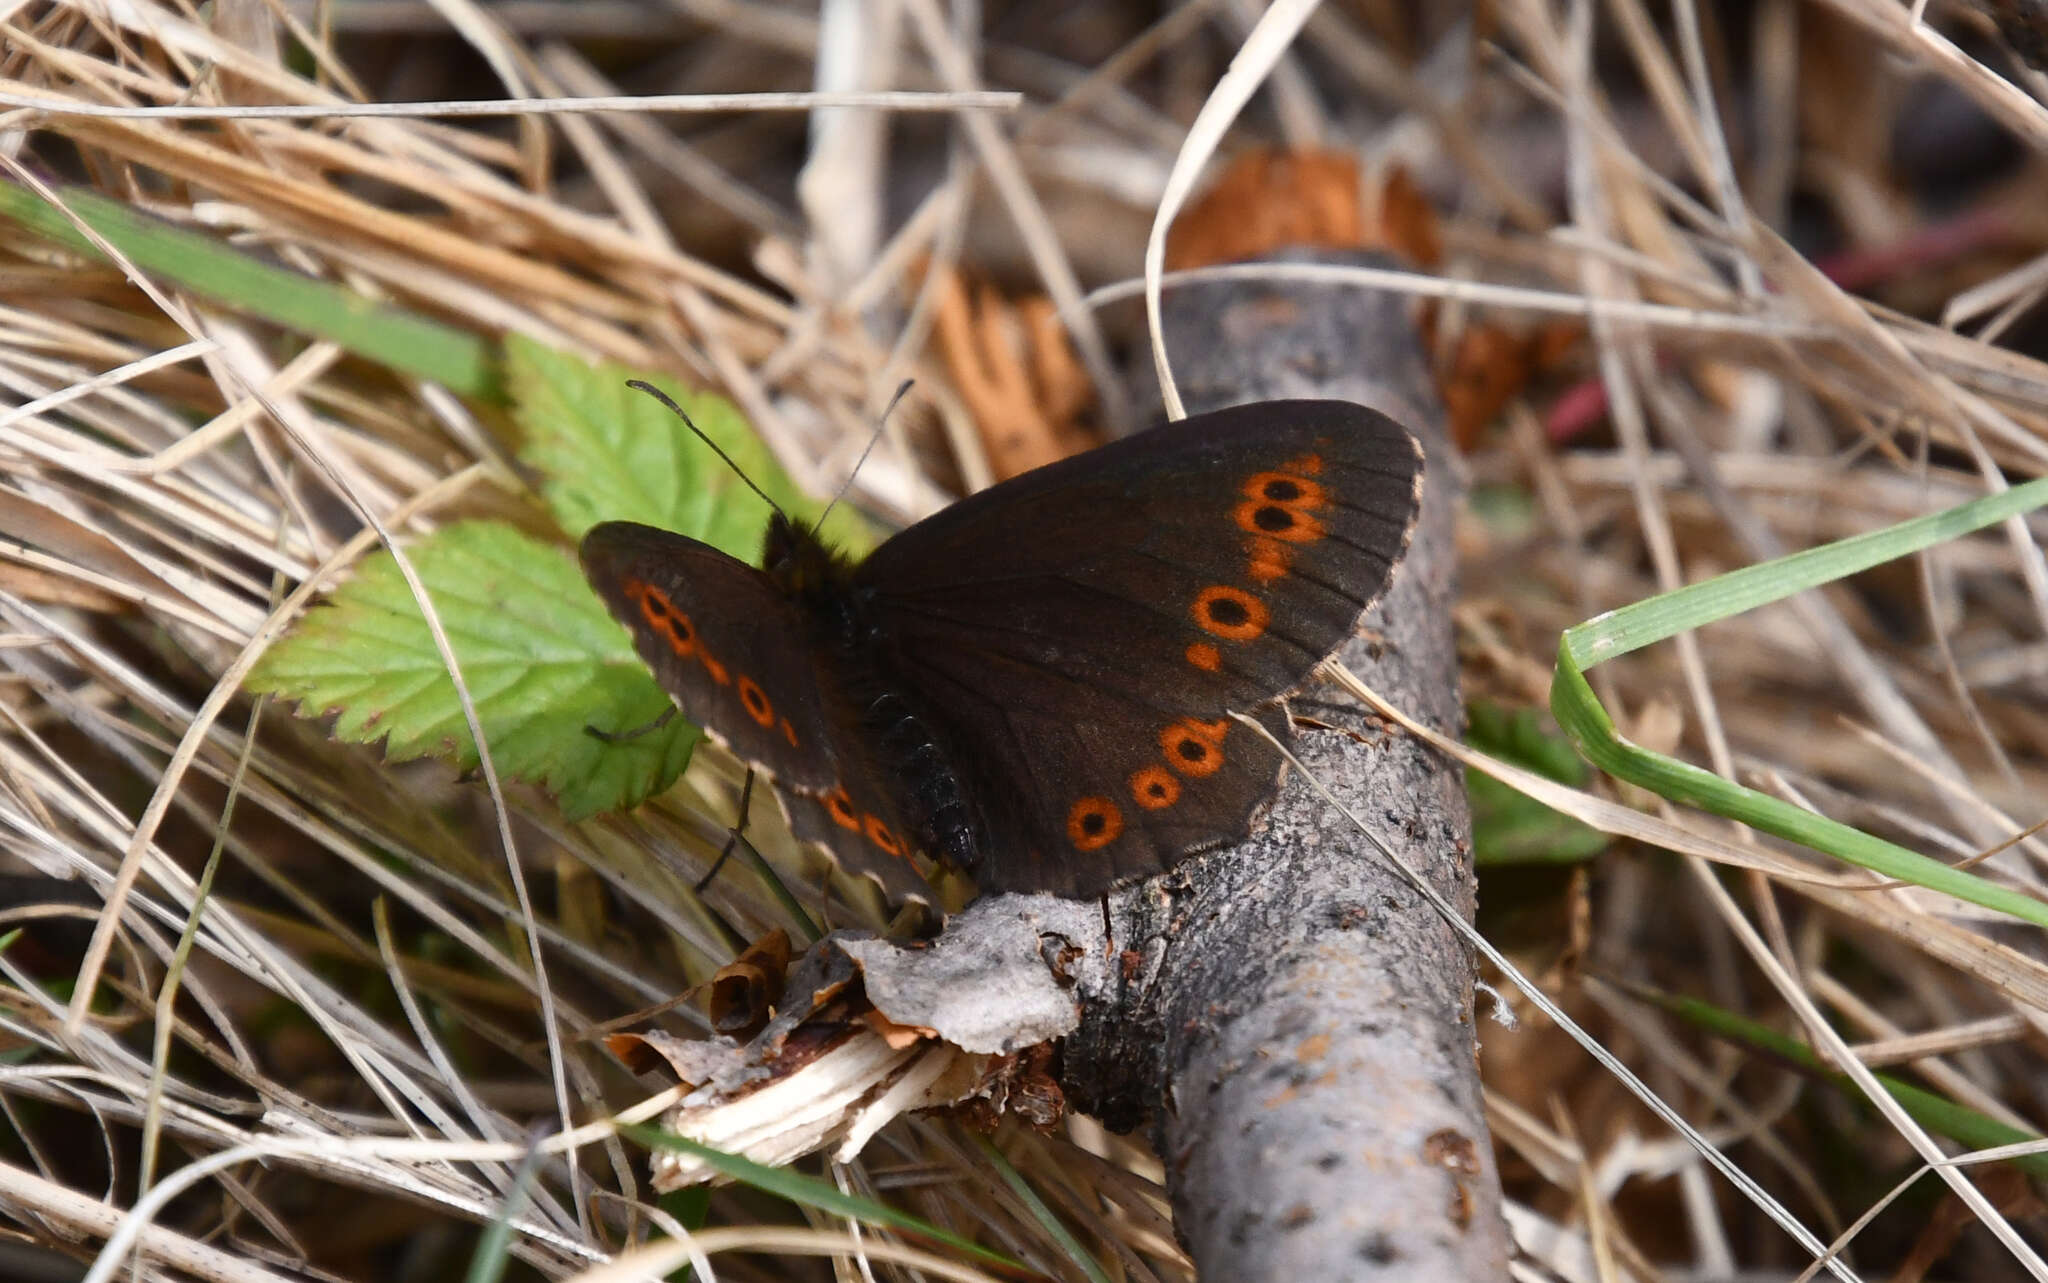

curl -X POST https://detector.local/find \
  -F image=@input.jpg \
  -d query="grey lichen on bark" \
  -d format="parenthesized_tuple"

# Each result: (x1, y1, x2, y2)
(1053, 255, 1508, 1279)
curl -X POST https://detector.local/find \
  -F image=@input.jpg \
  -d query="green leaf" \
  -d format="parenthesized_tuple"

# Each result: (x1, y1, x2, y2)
(1467, 701, 1589, 786)
(1553, 473, 2048, 929)
(253, 338, 892, 822)
(1561, 475, 2048, 667)
(1466, 702, 1605, 865)
(465, 1144, 546, 1283)
(250, 521, 695, 820)
(1468, 773, 1609, 865)
(504, 335, 875, 556)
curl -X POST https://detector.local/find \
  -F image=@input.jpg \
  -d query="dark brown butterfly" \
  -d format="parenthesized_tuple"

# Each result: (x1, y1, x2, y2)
(580, 399, 1423, 903)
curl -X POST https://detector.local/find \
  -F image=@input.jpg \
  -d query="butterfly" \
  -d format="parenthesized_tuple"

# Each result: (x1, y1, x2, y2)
(580, 399, 1423, 903)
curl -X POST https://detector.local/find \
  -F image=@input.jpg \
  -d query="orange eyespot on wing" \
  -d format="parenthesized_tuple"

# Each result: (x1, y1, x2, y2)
(863, 815, 904, 858)
(1242, 471, 1327, 510)
(620, 574, 748, 696)
(1246, 538, 1293, 583)
(1185, 641, 1222, 672)
(826, 787, 860, 831)
(1163, 713, 1220, 774)
(1130, 766, 1181, 810)
(1233, 498, 1326, 543)
(1067, 796, 1124, 850)
(737, 675, 775, 727)
(1235, 466, 1329, 545)
(1193, 585, 1269, 642)
(1161, 718, 1228, 778)
(625, 579, 697, 657)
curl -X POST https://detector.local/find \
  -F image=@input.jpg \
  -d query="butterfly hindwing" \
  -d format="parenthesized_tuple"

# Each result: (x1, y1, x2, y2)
(957, 695, 1295, 895)
(857, 400, 1422, 895)
(580, 522, 929, 902)
(777, 726, 931, 905)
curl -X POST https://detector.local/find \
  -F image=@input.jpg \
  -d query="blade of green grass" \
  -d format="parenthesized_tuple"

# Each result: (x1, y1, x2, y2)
(0, 181, 497, 400)
(728, 831, 823, 944)
(1632, 984, 2048, 1179)
(464, 1144, 546, 1283)
(1553, 474, 2048, 929)
(978, 1137, 1113, 1283)
(621, 1125, 1027, 1273)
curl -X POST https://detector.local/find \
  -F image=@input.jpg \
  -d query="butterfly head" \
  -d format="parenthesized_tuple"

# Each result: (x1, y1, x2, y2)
(763, 511, 861, 615)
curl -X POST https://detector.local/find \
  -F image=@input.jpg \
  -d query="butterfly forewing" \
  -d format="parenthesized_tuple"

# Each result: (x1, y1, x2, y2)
(857, 401, 1422, 896)
(580, 522, 930, 902)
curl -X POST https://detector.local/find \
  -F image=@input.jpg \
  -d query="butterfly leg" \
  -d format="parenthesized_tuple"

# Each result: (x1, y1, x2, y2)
(694, 767, 755, 893)
(584, 705, 678, 743)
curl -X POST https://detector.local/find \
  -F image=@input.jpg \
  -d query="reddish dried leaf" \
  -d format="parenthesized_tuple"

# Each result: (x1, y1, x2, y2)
(1166, 148, 1365, 270)
(1442, 326, 1536, 450)
(1443, 320, 1584, 448)
(1375, 165, 1442, 267)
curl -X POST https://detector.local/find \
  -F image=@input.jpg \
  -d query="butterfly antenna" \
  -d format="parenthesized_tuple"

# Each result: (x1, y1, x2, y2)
(625, 380, 787, 521)
(818, 379, 915, 531)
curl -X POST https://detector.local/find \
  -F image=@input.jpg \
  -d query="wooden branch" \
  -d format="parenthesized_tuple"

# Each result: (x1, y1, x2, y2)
(1057, 254, 1508, 1279)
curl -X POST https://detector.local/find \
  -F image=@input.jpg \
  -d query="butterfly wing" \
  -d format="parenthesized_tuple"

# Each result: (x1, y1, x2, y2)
(580, 522, 928, 902)
(856, 400, 1422, 896)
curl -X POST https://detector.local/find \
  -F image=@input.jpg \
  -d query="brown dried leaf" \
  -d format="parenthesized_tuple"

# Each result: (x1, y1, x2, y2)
(948, 1044, 1065, 1133)
(708, 927, 793, 1039)
(931, 264, 1096, 480)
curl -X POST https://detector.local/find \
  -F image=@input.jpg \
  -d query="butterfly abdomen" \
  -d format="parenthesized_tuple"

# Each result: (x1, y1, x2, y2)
(862, 689, 983, 871)
(773, 521, 989, 877)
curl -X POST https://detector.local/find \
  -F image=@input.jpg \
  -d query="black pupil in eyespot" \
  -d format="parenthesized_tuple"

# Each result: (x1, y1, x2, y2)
(1264, 480, 1301, 501)
(1179, 740, 1205, 760)
(1254, 506, 1294, 531)
(1082, 812, 1105, 833)
(1207, 597, 1248, 625)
